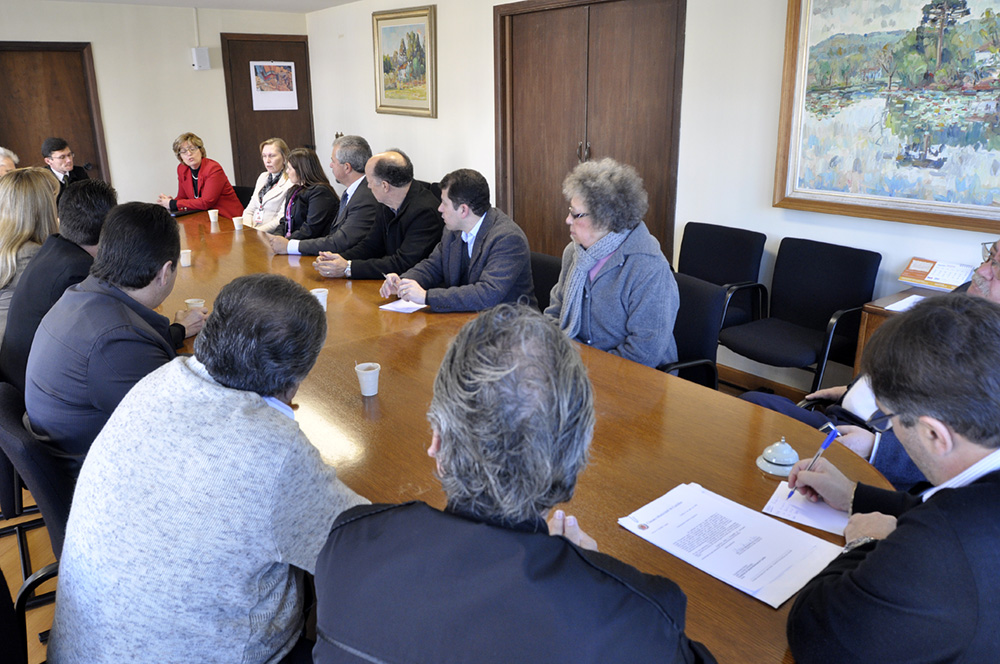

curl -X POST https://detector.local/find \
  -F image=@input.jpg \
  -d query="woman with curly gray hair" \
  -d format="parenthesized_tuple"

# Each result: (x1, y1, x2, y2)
(544, 157, 678, 368)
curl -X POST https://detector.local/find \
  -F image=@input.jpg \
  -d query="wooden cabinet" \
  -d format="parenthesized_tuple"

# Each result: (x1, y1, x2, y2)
(495, 0, 686, 257)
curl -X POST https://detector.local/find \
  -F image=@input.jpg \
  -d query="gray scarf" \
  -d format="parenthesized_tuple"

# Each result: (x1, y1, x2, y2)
(559, 230, 628, 338)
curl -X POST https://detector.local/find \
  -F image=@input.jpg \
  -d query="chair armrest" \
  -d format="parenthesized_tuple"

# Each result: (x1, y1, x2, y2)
(796, 397, 837, 410)
(658, 358, 718, 390)
(14, 561, 58, 653)
(824, 305, 863, 338)
(724, 282, 768, 320)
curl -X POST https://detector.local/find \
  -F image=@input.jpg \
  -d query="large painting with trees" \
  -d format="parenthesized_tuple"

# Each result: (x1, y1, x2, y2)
(774, 0, 1000, 232)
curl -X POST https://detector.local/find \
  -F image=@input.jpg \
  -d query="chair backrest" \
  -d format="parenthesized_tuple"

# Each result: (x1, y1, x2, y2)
(0, 442, 17, 522)
(769, 238, 882, 332)
(673, 273, 727, 367)
(233, 185, 254, 209)
(530, 251, 563, 312)
(677, 222, 767, 287)
(0, 383, 73, 560)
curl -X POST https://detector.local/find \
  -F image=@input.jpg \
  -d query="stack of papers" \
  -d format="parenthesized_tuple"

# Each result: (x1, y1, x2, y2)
(379, 300, 427, 313)
(618, 483, 841, 608)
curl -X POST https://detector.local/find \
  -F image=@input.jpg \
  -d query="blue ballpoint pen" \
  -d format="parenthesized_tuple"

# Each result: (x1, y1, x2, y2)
(787, 427, 839, 499)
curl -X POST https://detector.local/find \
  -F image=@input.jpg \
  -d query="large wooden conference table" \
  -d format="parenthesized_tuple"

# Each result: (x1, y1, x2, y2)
(164, 214, 891, 663)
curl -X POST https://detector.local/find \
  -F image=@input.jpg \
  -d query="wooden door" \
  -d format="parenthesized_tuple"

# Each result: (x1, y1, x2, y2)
(508, 7, 589, 257)
(0, 42, 110, 182)
(221, 34, 315, 188)
(586, 0, 685, 254)
(495, 0, 685, 258)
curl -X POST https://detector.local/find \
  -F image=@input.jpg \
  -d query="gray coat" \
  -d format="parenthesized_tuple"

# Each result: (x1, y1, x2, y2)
(545, 222, 678, 368)
(402, 207, 535, 312)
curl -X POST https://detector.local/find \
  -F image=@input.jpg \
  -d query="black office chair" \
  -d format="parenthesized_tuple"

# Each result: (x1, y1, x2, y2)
(659, 273, 727, 389)
(2, 561, 58, 664)
(530, 252, 562, 312)
(0, 384, 73, 562)
(233, 185, 254, 209)
(0, 444, 44, 591)
(718, 238, 882, 393)
(676, 222, 767, 328)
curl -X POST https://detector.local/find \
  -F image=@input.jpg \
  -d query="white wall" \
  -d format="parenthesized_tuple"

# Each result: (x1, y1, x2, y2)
(0, 1, 306, 202)
(306, 0, 512, 187)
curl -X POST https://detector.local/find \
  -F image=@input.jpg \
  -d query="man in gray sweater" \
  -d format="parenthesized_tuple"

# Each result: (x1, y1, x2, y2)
(49, 273, 368, 663)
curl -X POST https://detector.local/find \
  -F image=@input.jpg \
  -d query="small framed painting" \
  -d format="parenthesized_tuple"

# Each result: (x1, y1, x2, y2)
(373, 5, 437, 118)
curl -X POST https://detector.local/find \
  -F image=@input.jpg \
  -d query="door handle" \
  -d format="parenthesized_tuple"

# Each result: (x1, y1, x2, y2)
(577, 141, 583, 163)
(584, 142, 591, 161)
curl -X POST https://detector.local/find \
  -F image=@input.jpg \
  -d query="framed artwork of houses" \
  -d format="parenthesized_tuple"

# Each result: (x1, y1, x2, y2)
(373, 5, 437, 118)
(774, 0, 1000, 232)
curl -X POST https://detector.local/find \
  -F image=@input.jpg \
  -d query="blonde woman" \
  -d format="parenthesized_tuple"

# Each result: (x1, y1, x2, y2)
(0, 167, 59, 335)
(243, 138, 294, 232)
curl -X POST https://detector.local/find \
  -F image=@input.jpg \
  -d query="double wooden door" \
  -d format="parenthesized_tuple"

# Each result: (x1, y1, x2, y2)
(495, 0, 686, 257)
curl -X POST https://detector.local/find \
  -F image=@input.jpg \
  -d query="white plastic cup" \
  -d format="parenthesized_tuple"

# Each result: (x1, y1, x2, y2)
(208, 209, 219, 223)
(179, 249, 192, 267)
(185, 298, 205, 310)
(311, 288, 328, 312)
(355, 362, 380, 397)
(232, 217, 243, 230)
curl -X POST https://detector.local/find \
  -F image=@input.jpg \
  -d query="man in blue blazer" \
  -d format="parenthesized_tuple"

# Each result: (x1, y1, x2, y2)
(379, 168, 535, 312)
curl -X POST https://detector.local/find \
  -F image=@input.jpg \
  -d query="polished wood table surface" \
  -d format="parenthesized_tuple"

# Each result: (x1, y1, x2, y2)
(165, 214, 892, 663)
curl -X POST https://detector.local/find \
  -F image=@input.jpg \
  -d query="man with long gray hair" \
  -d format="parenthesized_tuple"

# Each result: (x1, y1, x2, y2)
(312, 304, 714, 663)
(49, 273, 368, 663)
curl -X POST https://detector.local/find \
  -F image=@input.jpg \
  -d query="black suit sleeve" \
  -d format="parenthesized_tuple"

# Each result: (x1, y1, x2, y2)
(290, 187, 339, 241)
(348, 205, 443, 280)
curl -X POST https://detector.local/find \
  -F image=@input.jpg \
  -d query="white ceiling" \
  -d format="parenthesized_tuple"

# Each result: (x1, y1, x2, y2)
(52, 0, 356, 13)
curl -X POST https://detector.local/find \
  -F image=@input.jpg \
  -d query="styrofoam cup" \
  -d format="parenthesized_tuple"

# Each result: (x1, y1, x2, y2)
(355, 362, 380, 397)
(208, 209, 219, 223)
(179, 249, 192, 267)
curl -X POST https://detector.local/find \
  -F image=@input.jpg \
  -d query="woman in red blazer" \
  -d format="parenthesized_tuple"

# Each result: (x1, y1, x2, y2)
(157, 132, 243, 219)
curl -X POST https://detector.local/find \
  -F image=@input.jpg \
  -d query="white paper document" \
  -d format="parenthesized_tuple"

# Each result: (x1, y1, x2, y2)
(761, 482, 849, 535)
(379, 300, 427, 313)
(618, 483, 841, 608)
(885, 294, 925, 312)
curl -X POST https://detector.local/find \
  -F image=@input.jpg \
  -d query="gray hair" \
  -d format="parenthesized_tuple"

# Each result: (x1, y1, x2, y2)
(562, 157, 648, 233)
(428, 304, 595, 525)
(194, 274, 327, 397)
(0, 147, 19, 165)
(333, 135, 372, 173)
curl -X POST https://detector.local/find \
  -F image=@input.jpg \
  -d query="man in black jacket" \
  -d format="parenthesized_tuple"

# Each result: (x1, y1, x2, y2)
(313, 149, 442, 280)
(786, 294, 1000, 663)
(42, 137, 89, 201)
(312, 304, 715, 664)
(0, 179, 117, 392)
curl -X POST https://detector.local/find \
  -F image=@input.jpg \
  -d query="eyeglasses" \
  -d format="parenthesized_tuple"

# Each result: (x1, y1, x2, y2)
(981, 241, 1000, 275)
(51, 152, 74, 161)
(568, 207, 590, 220)
(865, 410, 896, 433)
(177, 147, 200, 155)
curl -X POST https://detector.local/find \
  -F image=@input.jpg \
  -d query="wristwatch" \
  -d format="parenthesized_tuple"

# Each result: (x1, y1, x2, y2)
(344, 261, 352, 278)
(842, 535, 876, 553)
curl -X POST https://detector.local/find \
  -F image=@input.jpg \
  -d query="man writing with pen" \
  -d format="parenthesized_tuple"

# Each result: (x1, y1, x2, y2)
(785, 294, 1000, 663)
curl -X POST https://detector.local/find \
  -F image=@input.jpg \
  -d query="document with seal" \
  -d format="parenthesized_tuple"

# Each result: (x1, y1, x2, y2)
(618, 483, 841, 608)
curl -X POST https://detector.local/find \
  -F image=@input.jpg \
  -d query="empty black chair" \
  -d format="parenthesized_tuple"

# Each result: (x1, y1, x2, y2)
(659, 273, 727, 389)
(530, 251, 563, 312)
(0, 383, 73, 561)
(718, 238, 882, 393)
(233, 185, 254, 210)
(0, 390, 44, 588)
(677, 222, 767, 328)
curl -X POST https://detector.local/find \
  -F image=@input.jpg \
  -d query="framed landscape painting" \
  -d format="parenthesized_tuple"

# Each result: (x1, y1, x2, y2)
(774, 0, 1000, 232)
(373, 5, 437, 118)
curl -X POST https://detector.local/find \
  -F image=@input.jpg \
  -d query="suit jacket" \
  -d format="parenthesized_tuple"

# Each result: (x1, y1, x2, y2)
(56, 166, 89, 201)
(273, 185, 339, 240)
(297, 178, 378, 256)
(174, 158, 244, 219)
(25, 275, 176, 485)
(243, 170, 293, 233)
(401, 207, 536, 312)
(340, 181, 443, 280)
(314, 502, 715, 664)
(788, 470, 1000, 663)
(0, 234, 92, 393)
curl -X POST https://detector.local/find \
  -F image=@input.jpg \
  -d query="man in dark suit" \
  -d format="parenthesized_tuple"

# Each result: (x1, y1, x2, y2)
(312, 304, 715, 663)
(314, 149, 443, 280)
(379, 168, 535, 312)
(265, 135, 378, 258)
(786, 294, 1000, 663)
(42, 137, 89, 200)
(0, 179, 118, 393)
(25, 203, 208, 486)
